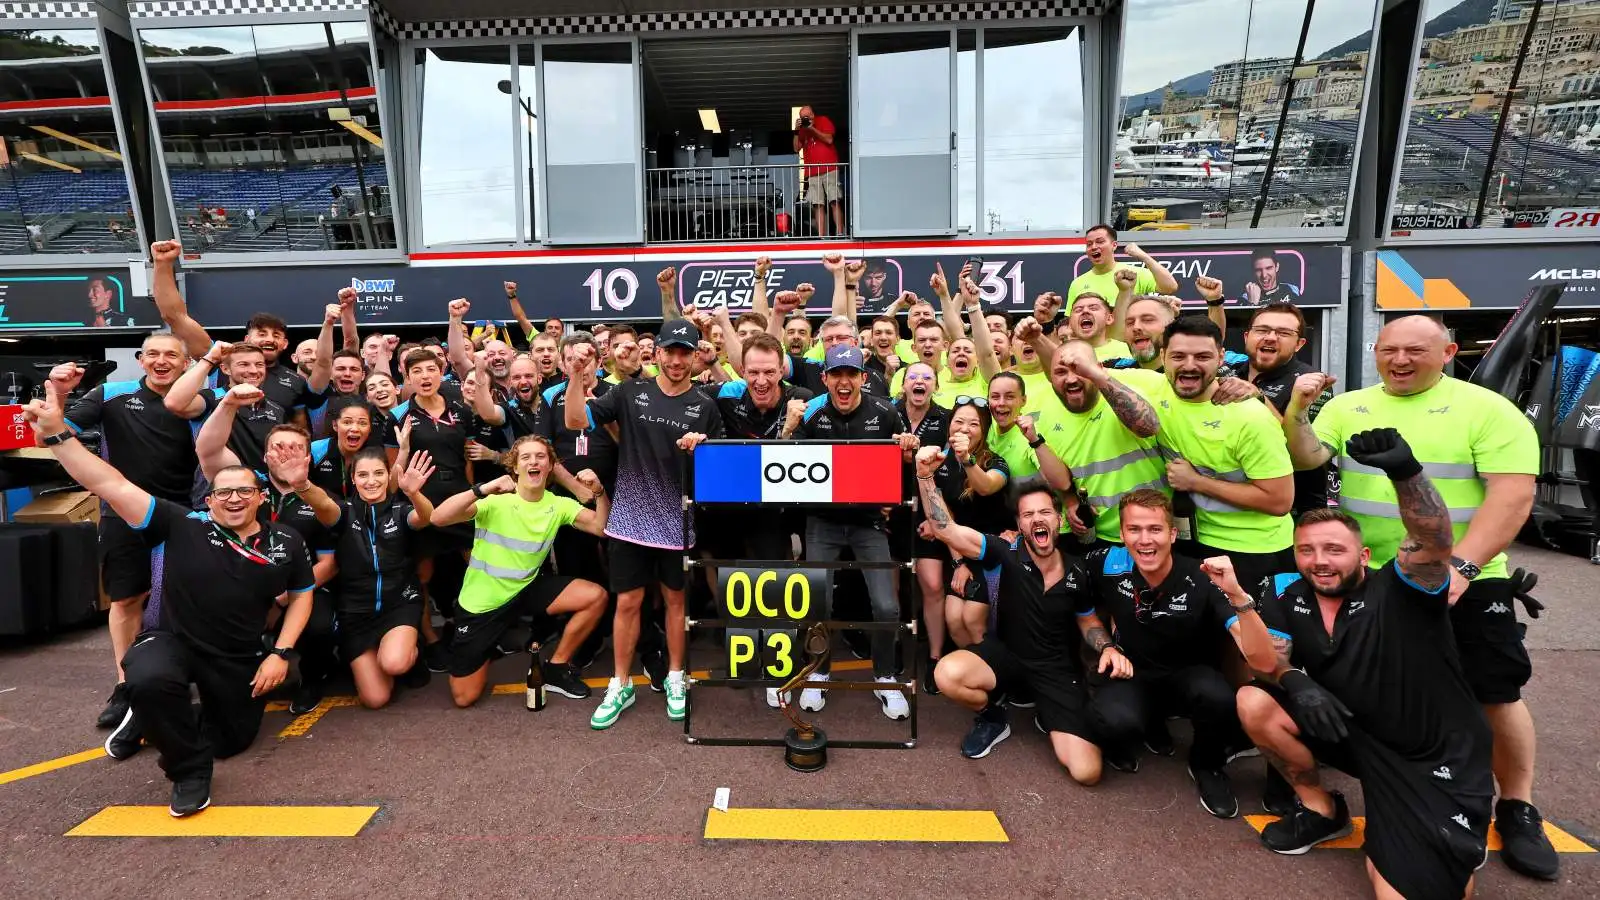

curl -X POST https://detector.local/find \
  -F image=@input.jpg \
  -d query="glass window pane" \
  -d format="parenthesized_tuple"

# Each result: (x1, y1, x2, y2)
(856, 31, 953, 234)
(417, 46, 514, 245)
(516, 44, 540, 242)
(0, 28, 136, 256)
(141, 22, 394, 254)
(541, 42, 639, 244)
(982, 27, 1083, 232)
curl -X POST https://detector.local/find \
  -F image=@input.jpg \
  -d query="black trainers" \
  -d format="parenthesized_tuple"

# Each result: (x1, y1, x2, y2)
(1495, 798, 1560, 881)
(169, 774, 212, 818)
(96, 682, 131, 730)
(1262, 765, 1298, 816)
(422, 639, 450, 674)
(844, 630, 872, 661)
(1189, 763, 1240, 819)
(921, 659, 941, 696)
(397, 661, 431, 690)
(1105, 749, 1140, 774)
(289, 679, 324, 716)
(1143, 721, 1175, 757)
(960, 716, 1011, 759)
(104, 706, 143, 761)
(545, 662, 592, 700)
(1261, 791, 1353, 854)
(642, 648, 668, 693)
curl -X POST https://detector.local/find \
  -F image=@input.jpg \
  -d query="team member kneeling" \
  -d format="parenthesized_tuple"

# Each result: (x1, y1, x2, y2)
(326, 448, 439, 709)
(26, 382, 315, 817)
(1238, 429, 1492, 900)
(1083, 489, 1278, 818)
(432, 436, 610, 708)
(920, 450, 1131, 784)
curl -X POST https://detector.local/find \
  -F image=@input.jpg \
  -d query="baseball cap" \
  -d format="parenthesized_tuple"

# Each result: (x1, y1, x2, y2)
(658, 319, 701, 350)
(823, 344, 865, 372)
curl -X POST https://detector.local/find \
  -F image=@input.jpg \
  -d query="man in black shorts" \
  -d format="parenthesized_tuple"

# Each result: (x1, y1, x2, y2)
(26, 382, 315, 817)
(1084, 489, 1279, 818)
(1237, 429, 1493, 899)
(56, 334, 202, 731)
(565, 319, 722, 729)
(920, 455, 1132, 785)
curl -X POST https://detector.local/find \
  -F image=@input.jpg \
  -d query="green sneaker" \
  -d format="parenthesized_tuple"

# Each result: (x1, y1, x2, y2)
(590, 680, 635, 730)
(665, 672, 687, 721)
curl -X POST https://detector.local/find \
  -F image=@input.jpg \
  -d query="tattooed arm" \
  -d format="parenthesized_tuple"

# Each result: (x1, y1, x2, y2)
(1076, 611, 1133, 679)
(1393, 472, 1455, 592)
(915, 447, 985, 560)
(1096, 372, 1160, 438)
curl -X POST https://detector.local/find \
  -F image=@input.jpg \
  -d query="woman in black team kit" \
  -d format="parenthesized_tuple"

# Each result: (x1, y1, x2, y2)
(309, 397, 383, 500)
(329, 447, 437, 708)
(925, 399, 1011, 654)
(363, 371, 401, 447)
(393, 349, 476, 669)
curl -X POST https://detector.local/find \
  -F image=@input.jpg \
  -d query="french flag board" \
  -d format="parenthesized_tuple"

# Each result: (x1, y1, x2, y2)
(693, 443, 904, 504)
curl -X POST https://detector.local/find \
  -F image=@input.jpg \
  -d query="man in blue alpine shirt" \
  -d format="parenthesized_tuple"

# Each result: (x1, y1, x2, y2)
(1238, 428, 1493, 900)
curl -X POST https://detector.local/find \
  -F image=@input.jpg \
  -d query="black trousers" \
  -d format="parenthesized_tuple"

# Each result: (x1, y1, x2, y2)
(1090, 664, 1237, 768)
(121, 631, 266, 782)
(295, 589, 338, 684)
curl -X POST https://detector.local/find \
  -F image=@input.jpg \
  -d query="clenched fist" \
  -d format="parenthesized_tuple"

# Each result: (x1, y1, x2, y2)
(448, 298, 471, 319)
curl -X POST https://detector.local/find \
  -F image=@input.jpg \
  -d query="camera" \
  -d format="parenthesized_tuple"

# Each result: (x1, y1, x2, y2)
(798, 116, 812, 128)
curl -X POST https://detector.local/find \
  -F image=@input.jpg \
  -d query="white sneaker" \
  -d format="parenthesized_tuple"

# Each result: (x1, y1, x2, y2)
(765, 688, 790, 708)
(799, 673, 828, 712)
(875, 676, 910, 720)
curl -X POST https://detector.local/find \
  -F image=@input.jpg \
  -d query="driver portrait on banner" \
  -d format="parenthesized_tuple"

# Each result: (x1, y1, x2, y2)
(1241, 248, 1302, 306)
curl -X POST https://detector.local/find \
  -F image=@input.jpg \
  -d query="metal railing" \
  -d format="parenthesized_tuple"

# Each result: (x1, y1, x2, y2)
(645, 163, 849, 244)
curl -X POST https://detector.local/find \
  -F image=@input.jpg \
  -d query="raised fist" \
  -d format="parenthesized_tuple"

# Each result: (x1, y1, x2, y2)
(448, 298, 471, 319)
(1290, 372, 1336, 408)
(1345, 428, 1422, 481)
(657, 267, 678, 290)
(821, 252, 844, 273)
(949, 430, 971, 459)
(324, 304, 342, 323)
(1113, 267, 1139, 290)
(1195, 275, 1224, 303)
(1014, 316, 1042, 343)
(754, 256, 772, 280)
(48, 362, 85, 393)
(844, 259, 866, 283)
(337, 286, 358, 308)
(915, 445, 946, 479)
(225, 383, 264, 408)
(795, 283, 816, 303)
(504, 281, 518, 297)
(151, 240, 182, 265)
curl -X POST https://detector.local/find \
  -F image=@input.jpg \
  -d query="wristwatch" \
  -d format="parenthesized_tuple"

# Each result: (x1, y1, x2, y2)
(1027, 436, 1045, 449)
(470, 483, 486, 499)
(1450, 556, 1481, 580)
(267, 646, 299, 661)
(41, 430, 76, 447)
(1229, 596, 1256, 612)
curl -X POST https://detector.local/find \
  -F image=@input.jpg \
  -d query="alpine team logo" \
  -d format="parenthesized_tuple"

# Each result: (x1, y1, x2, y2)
(350, 276, 404, 312)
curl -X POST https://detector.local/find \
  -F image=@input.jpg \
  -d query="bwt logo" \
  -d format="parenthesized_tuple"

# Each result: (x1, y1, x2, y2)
(352, 277, 397, 293)
(764, 461, 830, 484)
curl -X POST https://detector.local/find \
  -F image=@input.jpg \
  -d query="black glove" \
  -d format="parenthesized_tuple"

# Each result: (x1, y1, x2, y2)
(1510, 567, 1544, 620)
(1345, 428, 1423, 481)
(1279, 669, 1352, 743)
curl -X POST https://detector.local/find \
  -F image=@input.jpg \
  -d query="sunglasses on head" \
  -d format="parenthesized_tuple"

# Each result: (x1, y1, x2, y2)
(955, 395, 988, 408)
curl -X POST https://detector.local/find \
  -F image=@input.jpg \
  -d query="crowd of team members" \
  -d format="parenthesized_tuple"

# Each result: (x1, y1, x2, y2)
(18, 226, 1559, 897)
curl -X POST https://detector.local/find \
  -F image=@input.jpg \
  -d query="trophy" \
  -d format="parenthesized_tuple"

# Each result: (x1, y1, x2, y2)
(779, 623, 832, 772)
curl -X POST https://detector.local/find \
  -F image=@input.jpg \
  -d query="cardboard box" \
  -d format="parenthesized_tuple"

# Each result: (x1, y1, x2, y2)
(0, 405, 29, 451)
(14, 490, 99, 525)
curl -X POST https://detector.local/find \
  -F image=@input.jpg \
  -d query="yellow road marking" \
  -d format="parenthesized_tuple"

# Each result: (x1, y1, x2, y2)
(277, 696, 360, 739)
(1244, 815, 1595, 853)
(704, 808, 1008, 843)
(493, 669, 713, 695)
(0, 747, 106, 786)
(67, 805, 379, 838)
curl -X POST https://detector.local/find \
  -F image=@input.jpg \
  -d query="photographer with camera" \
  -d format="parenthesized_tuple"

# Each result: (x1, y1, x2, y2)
(793, 105, 843, 237)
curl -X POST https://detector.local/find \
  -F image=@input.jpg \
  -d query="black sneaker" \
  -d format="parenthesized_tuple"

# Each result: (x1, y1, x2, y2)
(494, 624, 533, 657)
(844, 630, 872, 661)
(169, 774, 212, 818)
(960, 717, 1011, 759)
(96, 682, 131, 730)
(289, 679, 324, 716)
(397, 661, 431, 691)
(642, 648, 668, 693)
(1495, 798, 1560, 881)
(1189, 763, 1240, 819)
(104, 706, 143, 761)
(1143, 721, 1175, 757)
(422, 640, 450, 674)
(545, 662, 592, 700)
(921, 660, 941, 696)
(1261, 791, 1353, 854)
(1105, 749, 1140, 773)
(1262, 765, 1298, 816)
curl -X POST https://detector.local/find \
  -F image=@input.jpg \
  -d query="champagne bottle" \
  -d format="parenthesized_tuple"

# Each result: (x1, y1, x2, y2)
(1171, 490, 1196, 542)
(526, 642, 546, 711)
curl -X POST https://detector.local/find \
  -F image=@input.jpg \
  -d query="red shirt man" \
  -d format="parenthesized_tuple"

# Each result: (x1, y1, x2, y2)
(795, 106, 839, 176)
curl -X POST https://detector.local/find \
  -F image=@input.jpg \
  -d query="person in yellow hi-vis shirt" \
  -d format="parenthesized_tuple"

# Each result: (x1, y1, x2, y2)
(1063, 291, 1132, 362)
(1282, 315, 1557, 883)
(1151, 316, 1295, 594)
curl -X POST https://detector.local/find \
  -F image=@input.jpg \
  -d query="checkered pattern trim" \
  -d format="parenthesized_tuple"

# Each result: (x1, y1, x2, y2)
(396, 1, 1105, 40)
(128, 0, 368, 17)
(0, 1, 96, 18)
(369, 0, 400, 38)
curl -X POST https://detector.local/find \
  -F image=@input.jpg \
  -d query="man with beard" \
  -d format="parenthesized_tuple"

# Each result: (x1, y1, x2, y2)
(924, 464, 1132, 779)
(783, 314, 813, 358)
(165, 341, 287, 473)
(473, 353, 545, 443)
(1241, 248, 1301, 306)
(26, 382, 315, 816)
(1282, 315, 1555, 881)
(792, 345, 917, 719)
(1067, 225, 1178, 310)
(1084, 490, 1278, 815)
(1238, 430, 1493, 900)
(1246, 302, 1333, 516)
(1031, 341, 1165, 548)
(565, 319, 721, 730)
(55, 332, 203, 731)
(1112, 292, 1250, 387)
(1064, 291, 1131, 362)
(1154, 316, 1295, 594)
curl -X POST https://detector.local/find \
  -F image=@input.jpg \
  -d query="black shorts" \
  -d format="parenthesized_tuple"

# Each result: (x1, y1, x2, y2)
(970, 638, 1092, 741)
(1257, 685, 1491, 900)
(447, 575, 577, 678)
(337, 603, 423, 662)
(1449, 577, 1531, 704)
(609, 538, 686, 594)
(99, 514, 152, 601)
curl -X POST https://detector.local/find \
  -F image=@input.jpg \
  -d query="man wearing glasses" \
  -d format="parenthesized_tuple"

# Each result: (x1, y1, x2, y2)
(1245, 303, 1334, 516)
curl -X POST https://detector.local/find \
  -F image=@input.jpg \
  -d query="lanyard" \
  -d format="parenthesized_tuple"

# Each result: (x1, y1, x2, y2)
(212, 522, 273, 566)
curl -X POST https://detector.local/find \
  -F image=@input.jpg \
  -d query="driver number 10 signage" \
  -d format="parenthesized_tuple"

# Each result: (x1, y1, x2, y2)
(716, 566, 830, 680)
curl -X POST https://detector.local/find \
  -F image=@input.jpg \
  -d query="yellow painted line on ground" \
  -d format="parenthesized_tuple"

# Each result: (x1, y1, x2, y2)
(67, 805, 379, 838)
(704, 808, 1008, 843)
(0, 747, 106, 787)
(277, 696, 360, 739)
(1244, 815, 1595, 853)
(493, 669, 713, 695)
